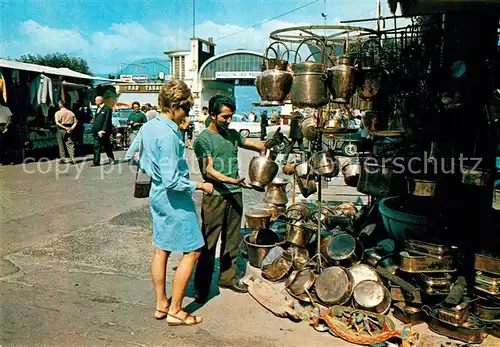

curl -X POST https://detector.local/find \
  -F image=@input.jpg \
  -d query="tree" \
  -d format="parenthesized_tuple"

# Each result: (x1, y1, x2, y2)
(17, 53, 92, 76)
(107, 74, 116, 80)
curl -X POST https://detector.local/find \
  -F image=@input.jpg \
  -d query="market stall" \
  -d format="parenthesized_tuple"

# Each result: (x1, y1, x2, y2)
(0, 59, 115, 162)
(241, 1, 500, 345)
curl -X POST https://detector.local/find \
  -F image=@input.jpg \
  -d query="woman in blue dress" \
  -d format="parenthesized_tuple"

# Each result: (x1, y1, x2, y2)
(127, 80, 213, 326)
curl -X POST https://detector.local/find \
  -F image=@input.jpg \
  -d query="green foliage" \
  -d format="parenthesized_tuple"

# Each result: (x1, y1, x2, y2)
(16, 53, 92, 76)
(107, 74, 116, 80)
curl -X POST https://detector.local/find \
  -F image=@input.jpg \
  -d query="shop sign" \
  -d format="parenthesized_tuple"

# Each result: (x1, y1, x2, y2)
(215, 71, 260, 79)
(122, 84, 163, 93)
(132, 74, 148, 82)
(119, 75, 133, 82)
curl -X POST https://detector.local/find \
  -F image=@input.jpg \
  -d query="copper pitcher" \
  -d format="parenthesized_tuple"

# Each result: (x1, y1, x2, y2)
(264, 177, 290, 205)
(328, 55, 357, 104)
(248, 149, 279, 192)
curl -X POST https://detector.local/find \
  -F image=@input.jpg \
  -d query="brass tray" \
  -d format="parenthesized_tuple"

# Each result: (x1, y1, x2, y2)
(399, 251, 456, 273)
(474, 251, 500, 276)
(252, 101, 285, 107)
(405, 239, 454, 257)
(371, 130, 406, 138)
(427, 315, 488, 344)
(315, 128, 358, 135)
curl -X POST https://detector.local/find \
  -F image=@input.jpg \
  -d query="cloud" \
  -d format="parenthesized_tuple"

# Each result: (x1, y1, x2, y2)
(18, 20, 91, 54)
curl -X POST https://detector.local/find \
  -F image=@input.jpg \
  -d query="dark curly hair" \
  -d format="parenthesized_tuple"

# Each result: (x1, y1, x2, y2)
(208, 95, 236, 117)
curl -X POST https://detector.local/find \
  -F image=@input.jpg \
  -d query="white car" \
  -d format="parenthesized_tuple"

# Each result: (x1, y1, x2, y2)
(229, 114, 290, 140)
(193, 114, 290, 142)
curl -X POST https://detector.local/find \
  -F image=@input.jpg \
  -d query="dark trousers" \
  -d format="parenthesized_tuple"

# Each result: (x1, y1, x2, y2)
(260, 126, 267, 141)
(93, 134, 114, 164)
(194, 192, 243, 295)
(282, 138, 305, 162)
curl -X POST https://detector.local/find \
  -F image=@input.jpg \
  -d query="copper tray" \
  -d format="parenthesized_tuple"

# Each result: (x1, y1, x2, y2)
(472, 299, 500, 322)
(399, 251, 456, 273)
(427, 316, 488, 344)
(315, 128, 358, 135)
(475, 271, 500, 295)
(392, 302, 426, 325)
(405, 239, 454, 257)
(474, 251, 500, 276)
(371, 130, 406, 137)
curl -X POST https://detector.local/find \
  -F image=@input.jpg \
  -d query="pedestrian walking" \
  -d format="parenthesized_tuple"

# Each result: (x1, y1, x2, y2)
(127, 101, 147, 146)
(126, 79, 213, 326)
(55, 100, 77, 164)
(282, 114, 305, 164)
(260, 110, 268, 140)
(91, 96, 115, 166)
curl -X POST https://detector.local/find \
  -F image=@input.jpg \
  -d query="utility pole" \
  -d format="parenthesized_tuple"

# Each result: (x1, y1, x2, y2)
(192, 0, 196, 38)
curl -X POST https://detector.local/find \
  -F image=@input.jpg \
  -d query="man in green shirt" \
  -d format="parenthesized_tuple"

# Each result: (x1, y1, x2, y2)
(127, 101, 147, 147)
(193, 95, 273, 300)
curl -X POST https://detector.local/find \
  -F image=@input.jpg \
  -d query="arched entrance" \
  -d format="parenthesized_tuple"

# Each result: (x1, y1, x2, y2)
(196, 50, 263, 113)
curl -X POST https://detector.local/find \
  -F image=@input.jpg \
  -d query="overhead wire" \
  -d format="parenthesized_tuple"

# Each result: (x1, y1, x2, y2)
(214, 0, 321, 42)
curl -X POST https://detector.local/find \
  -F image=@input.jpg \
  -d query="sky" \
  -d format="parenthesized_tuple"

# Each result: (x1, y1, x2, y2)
(0, 0, 408, 75)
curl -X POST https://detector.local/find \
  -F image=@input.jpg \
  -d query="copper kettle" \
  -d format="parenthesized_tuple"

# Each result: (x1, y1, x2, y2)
(256, 42, 294, 104)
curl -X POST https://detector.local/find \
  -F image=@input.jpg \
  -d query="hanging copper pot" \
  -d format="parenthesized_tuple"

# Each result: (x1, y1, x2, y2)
(328, 55, 357, 104)
(290, 38, 329, 108)
(256, 42, 294, 104)
(357, 38, 383, 101)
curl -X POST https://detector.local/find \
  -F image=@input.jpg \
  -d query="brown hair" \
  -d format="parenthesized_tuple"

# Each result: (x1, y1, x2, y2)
(158, 79, 194, 113)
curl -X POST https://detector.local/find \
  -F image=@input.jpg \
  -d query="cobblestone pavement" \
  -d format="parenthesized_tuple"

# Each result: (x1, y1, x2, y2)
(1, 149, 498, 346)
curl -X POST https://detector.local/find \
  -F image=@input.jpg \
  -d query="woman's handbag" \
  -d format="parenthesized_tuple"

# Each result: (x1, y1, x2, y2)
(133, 140, 151, 199)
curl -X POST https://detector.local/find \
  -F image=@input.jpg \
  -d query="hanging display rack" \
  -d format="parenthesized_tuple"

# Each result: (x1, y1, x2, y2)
(269, 25, 378, 45)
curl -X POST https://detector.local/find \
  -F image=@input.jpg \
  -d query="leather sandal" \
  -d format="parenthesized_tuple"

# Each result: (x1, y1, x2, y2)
(154, 309, 169, 320)
(167, 311, 203, 326)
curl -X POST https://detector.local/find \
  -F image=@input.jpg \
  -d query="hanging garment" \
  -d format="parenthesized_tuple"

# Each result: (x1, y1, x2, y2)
(53, 83, 61, 103)
(36, 74, 54, 106)
(68, 90, 79, 108)
(11, 70, 20, 84)
(61, 83, 65, 102)
(0, 72, 7, 103)
(30, 75, 40, 108)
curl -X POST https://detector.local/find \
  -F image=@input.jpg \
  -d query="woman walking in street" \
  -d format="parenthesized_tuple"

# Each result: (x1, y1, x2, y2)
(128, 79, 213, 326)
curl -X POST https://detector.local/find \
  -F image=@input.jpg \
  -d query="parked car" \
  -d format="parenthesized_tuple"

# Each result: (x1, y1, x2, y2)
(329, 130, 363, 156)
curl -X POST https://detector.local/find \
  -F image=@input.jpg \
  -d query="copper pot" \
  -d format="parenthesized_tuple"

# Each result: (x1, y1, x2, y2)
(311, 150, 340, 178)
(244, 209, 271, 230)
(290, 38, 328, 108)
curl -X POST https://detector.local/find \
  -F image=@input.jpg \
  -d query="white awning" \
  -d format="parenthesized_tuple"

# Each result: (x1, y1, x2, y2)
(0, 59, 115, 82)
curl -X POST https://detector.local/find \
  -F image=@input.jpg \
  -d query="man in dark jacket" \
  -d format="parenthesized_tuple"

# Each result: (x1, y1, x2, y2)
(91, 96, 115, 166)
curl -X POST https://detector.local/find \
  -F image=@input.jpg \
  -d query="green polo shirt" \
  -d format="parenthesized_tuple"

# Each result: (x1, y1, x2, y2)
(127, 111, 147, 131)
(194, 128, 245, 195)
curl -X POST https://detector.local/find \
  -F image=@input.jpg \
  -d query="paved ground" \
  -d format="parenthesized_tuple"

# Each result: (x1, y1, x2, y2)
(1, 148, 499, 347)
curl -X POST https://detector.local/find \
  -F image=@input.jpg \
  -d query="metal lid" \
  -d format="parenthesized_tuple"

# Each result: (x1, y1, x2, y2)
(315, 266, 352, 305)
(261, 246, 292, 281)
(353, 280, 385, 309)
(287, 269, 315, 295)
(246, 209, 272, 218)
(348, 264, 380, 288)
(327, 234, 356, 260)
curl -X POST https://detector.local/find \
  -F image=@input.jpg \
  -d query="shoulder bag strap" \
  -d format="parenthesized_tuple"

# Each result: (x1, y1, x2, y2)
(135, 138, 143, 182)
